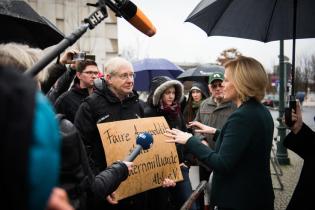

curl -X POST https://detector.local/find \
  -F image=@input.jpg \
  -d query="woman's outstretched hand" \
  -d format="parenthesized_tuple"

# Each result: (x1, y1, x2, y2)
(164, 128, 192, 144)
(188, 121, 216, 134)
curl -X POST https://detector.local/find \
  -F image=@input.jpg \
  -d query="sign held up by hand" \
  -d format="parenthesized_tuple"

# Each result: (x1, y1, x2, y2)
(97, 116, 183, 200)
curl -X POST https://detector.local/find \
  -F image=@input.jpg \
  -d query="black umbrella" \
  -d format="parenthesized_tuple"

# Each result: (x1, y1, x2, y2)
(0, 0, 64, 49)
(185, 0, 315, 96)
(177, 63, 224, 83)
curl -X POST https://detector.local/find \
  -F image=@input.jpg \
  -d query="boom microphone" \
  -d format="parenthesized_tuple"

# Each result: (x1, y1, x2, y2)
(103, 0, 156, 37)
(125, 132, 153, 162)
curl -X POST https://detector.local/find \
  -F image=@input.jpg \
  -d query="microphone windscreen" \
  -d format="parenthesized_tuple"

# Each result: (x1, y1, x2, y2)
(136, 132, 153, 150)
(127, 7, 156, 37)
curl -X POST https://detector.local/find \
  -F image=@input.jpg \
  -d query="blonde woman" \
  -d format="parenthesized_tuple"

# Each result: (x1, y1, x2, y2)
(165, 56, 275, 210)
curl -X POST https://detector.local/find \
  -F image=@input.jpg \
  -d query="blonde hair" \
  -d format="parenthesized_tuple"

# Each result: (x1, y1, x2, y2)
(104, 57, 133, 75)
(224, 56, 268, 102)
(0, 42, 49, 83)
(0, 42, 41, 71)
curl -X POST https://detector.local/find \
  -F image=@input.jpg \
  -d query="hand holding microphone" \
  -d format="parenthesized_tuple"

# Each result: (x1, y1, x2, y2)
(125, 132, 153, 162)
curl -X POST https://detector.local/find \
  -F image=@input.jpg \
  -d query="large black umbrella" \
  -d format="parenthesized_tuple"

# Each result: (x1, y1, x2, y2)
(177, 63, 224, 83)
(0, 0, 64, 49)
(185, 0, 315, 96)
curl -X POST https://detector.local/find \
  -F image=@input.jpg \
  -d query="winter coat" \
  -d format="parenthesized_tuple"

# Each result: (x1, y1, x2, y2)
(0, 66, 61, 210)
(75, 78, 144, 173)
(74, 78, 146, 210)
(186, 98, 275, 210)
(183, 81, 209, 123)
(284, 123, 315, 210)
(46, 64, 76, 103)
(58, 115, 129, 210)
(54, 83, 90, 123)
(194, 97, 236, 149)
(145, 76, 188, 163)
(40, 63, 70, 94)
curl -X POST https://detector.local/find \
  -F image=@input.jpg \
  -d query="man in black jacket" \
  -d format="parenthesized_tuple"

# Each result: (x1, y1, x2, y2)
(74, 57, 146, 210)
(55, 59, 99, 122)
(284, 101, 315, 210)
(58, 115, 131, 210)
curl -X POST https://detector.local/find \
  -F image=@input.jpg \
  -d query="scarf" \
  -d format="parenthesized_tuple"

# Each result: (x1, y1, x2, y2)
(159, 100, 181, 119)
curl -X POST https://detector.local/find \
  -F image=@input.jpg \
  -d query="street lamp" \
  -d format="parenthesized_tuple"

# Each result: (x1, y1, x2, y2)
(276, 40, 290, 165)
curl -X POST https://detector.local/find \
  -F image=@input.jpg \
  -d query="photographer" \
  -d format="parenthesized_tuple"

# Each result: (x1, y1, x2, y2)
(46, 49, 79, 103)
(54, 59, 99, 122)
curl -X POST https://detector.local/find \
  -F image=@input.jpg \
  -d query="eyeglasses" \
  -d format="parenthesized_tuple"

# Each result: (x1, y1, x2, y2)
(82, 71, 99, 76)
(211, 83, 223, 89)
(112, 72, 136, 80)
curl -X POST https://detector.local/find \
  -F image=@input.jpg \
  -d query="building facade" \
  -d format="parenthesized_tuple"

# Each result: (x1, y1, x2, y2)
(26, 0, 119, 70)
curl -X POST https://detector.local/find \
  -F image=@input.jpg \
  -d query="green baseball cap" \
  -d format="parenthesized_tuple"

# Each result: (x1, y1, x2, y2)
(208, 72, 224, 84)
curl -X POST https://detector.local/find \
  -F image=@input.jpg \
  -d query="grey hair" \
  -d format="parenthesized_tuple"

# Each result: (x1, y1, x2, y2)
(0, 42, 41, 71)
(0, 42, 54, 82)
(0, 42, 52, 83)
(104, 57, 133, 75)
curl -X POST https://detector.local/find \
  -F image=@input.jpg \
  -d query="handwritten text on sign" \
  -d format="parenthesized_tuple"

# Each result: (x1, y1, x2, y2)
(97, 117, 183, 201)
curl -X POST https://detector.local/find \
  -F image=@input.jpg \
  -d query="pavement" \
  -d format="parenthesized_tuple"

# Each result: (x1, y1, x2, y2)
(272, 147, 303, 210)
(303, 92, 315, 107)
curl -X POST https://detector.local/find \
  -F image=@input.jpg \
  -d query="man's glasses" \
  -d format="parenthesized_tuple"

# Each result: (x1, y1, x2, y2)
(211, 83, 223, 89)
(82, 71, 99, 76)
(113, 73, 136, 80)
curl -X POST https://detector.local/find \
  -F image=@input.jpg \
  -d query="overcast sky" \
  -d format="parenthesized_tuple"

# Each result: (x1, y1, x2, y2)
(117, 0, 315, 71)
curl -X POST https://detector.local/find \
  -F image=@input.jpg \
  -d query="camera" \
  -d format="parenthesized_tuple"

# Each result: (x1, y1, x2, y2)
(72, 52, 86, 61)
(72, 52, 96, 61)
(284, 96, 296, 127)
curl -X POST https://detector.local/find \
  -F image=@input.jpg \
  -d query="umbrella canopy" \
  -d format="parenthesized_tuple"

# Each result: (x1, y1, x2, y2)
(185, 0, 315, 96)
(0, 0, 64, 49)
(177, 63, 224, 83)
(132, 58, 184, 91)
(186, 0, 315, 42)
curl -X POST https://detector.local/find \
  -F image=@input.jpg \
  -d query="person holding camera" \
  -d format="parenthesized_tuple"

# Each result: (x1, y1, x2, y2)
(45, 49, 79, 103)
(284, 101, 315, 210)
(54, 59, 99, 123)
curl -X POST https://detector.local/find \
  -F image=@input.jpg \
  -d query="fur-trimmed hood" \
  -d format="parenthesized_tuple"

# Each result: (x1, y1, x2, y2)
(148, 76, 184, 106)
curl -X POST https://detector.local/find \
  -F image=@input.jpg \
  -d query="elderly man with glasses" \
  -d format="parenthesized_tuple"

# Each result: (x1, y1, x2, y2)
(74, 57, 147, 210)
(192, 71, 236, 210)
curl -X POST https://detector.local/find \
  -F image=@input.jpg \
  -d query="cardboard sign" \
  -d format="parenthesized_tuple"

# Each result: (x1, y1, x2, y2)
(97, 116, 183, 201)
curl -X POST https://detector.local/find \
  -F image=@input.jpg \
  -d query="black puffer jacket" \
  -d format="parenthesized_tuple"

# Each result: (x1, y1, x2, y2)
(74, 78, 144, 174)
(58, 115, 129, 210)
(46, 64, 76, 103)
(74, 78, 145, 210)
(54, 80, 89, 123)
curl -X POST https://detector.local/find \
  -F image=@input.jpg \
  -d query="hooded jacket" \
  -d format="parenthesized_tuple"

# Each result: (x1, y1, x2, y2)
(183, 81, 209, 123)
(144, 76, 188, 163)
(54, 78, 90, 123)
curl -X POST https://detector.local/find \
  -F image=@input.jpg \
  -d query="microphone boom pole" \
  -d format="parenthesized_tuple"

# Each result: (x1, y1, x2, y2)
(25, 1, 108, 77)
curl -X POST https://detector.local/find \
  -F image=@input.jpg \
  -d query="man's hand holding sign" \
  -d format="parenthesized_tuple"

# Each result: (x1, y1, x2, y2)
(97, 116, 182, 201)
